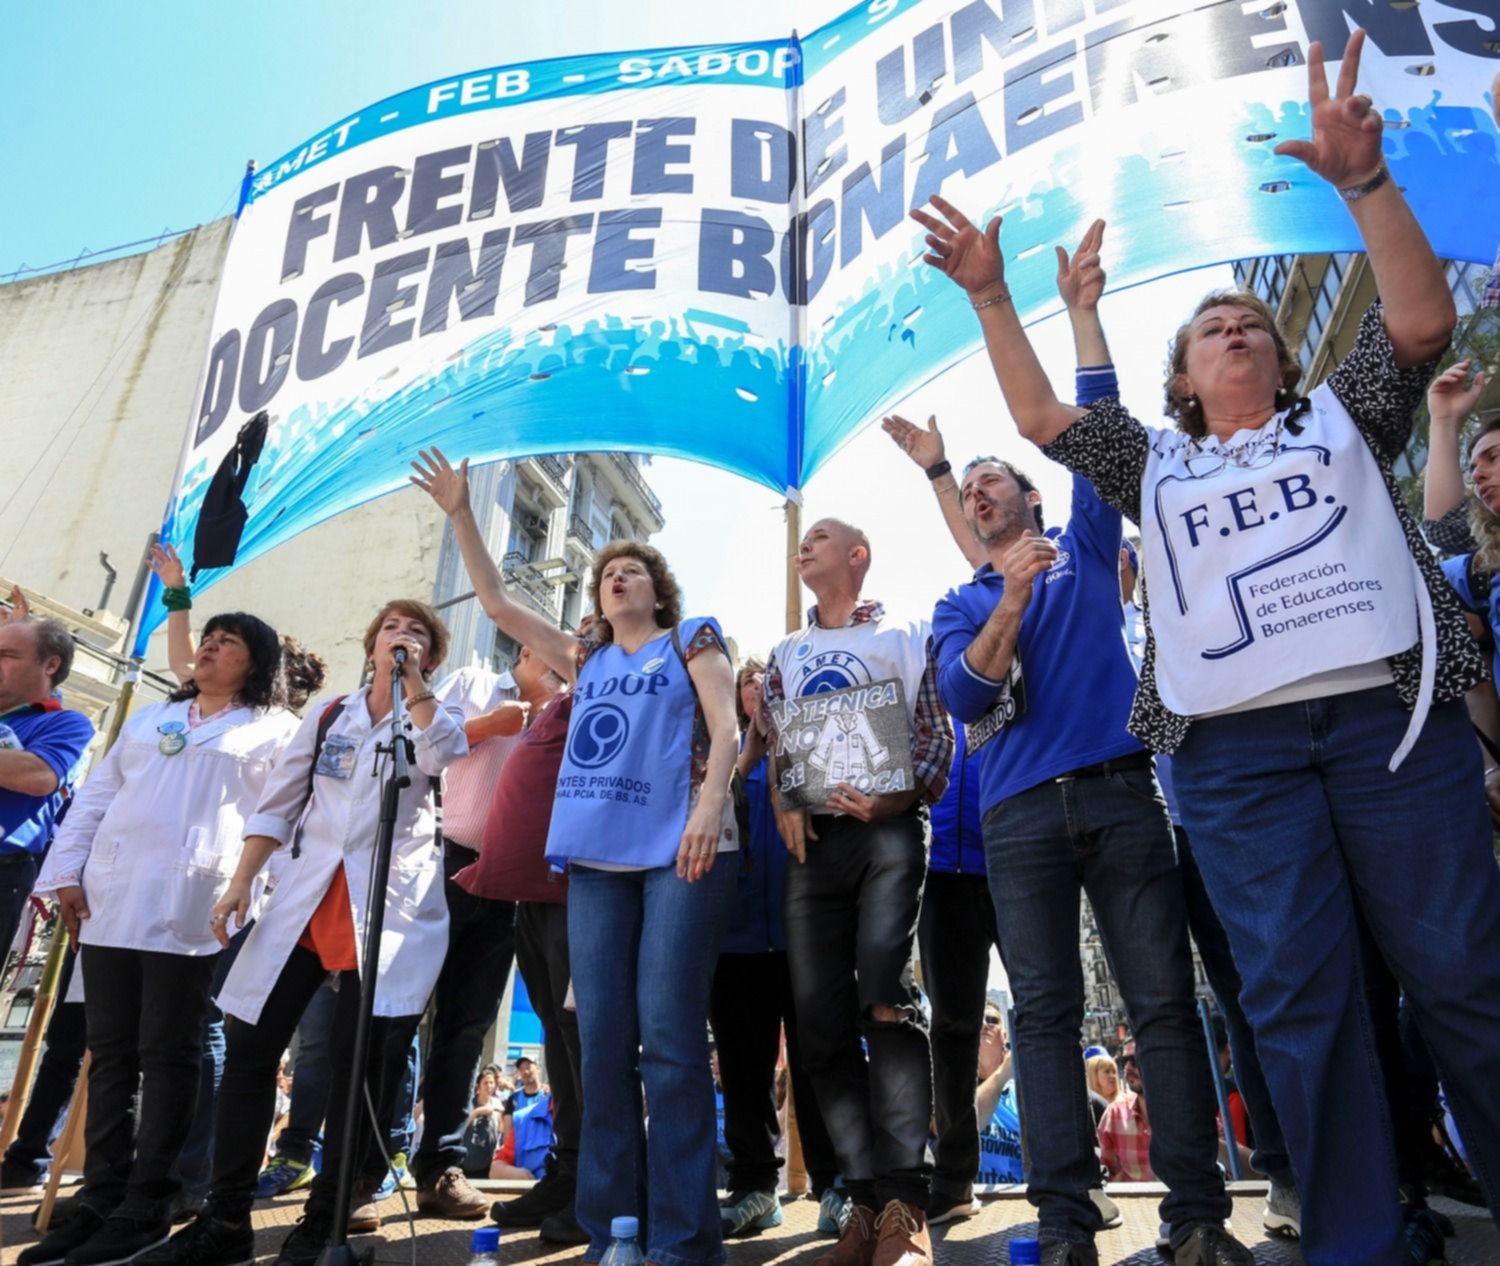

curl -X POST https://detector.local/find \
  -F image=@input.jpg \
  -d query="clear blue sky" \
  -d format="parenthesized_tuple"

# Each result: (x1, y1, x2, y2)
(2, 2, 822, 275)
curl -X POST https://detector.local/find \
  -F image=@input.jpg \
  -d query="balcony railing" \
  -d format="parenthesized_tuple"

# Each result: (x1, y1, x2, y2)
(609, 453, 664, 519)
(566, 513, 594, 550)
(534, 453, 572, 485)
(501, 552, 556, 611)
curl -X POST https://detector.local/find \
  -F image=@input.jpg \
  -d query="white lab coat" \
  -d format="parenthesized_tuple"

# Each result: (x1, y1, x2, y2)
(216, 685, 468, 1025)
(34, 699, 301, 957)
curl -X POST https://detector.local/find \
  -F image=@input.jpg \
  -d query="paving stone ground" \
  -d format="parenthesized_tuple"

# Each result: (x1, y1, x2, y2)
(2, 1183, 1495, 1266)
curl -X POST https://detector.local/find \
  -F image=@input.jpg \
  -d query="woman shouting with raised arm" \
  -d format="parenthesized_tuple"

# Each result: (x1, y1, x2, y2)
(914, 30, 1500, 1266)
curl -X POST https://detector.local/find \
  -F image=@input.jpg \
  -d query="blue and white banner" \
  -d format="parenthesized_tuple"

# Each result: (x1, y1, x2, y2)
(141, 0, 1500, 650)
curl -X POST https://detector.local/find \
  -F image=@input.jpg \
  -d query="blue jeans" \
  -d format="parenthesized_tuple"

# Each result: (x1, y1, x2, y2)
(1174, 687, 1500, 1266)
(568, 861, 734, 1266)
(411, 842, 516, 1185)
(273, 978, 338, 1166)
(387, 1030, 420, 1160)
(1173, 825, 1295, 1189)
(982, 764, 1229, 1247)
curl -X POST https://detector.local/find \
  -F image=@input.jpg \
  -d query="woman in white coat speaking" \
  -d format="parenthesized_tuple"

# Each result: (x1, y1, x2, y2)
(146, 599, 467, 1266)
(25, 613, 300, 1266)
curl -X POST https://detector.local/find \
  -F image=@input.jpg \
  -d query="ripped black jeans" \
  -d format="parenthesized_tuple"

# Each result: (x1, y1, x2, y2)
(785, 808, 932, 1211)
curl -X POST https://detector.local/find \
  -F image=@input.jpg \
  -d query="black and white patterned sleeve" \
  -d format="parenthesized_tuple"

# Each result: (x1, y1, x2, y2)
(1423, 503, 1478, 556)
(1326, 301, 1443, 466)
(1040, 400, 1150, 524)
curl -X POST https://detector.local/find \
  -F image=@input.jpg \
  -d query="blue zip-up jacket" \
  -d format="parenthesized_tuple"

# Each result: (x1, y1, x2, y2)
(720, 755, 790, 954)
(928, 726, 985, 875)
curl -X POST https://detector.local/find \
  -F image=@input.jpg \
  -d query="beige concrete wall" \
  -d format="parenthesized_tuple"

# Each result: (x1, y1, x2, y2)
(0, 222, 446, 696)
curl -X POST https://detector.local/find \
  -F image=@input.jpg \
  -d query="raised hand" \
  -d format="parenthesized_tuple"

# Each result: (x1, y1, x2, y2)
(881, 414, 946, 469)
(148, 542, 187, 589)
(1427, 360, 1488, 429)
(409, 447, 472, 516)
(1055, 220, 1107, 310)
(910, 195, 1005, 295)
(1274, 30, 1385, 190)
(0, 585, 30, 626)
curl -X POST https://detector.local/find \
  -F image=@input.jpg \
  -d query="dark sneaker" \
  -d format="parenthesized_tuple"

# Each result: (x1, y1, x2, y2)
(1040, 1243, 1099, 1266)
(63, 1213, 170, 1265)
(1172, 1225, 1254, 1266)
(274, 1207, 336, 1266)
(18, 1206, 106, 1266)
(255, 1154, 316, 1199)
(539, 1206, 591, 1246)
(169, 1194, 204, 1226)
(491, 1168, 575, 1227)
(1405, 1211, 1447, 1266)
(2, 1163, 47, 1191)
(720, 1189, 783, 1237)
(1421, 1140, 1486, 1208)
(415, 1168, 487, 1220)
(136, 1214, 255, 1266)
(927, 1196, 980, 1227)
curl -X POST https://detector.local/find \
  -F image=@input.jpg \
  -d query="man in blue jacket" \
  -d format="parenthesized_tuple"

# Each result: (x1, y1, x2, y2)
(0, 607, 94, 959)
(930, 461, 1247, 1266)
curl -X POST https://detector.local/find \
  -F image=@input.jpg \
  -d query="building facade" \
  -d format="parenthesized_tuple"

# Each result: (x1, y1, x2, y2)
(0, 221, 664, 695)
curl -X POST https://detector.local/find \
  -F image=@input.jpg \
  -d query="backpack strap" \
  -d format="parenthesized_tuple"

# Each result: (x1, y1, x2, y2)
(294, 696, 347, 859)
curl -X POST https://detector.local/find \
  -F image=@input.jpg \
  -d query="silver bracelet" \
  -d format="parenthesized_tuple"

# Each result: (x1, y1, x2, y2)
(971, 285, 1012, 311)
(1338, 165, 1390, 203)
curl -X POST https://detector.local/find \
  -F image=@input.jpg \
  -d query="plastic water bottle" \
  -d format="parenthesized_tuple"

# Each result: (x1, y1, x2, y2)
(599, 1216, 645, 1266)
(1008, 1237, 1040, 1266)
(467, 1225, 501, 1266)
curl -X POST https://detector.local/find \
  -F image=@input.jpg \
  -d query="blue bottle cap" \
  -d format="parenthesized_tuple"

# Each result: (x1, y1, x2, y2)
(611, 1216, 640, 1240)
(472, 1226, 501, 1253)
(1009, 1237, 1041, 1266)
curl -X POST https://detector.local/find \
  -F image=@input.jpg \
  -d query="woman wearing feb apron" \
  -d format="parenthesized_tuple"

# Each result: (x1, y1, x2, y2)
(413, 448, 741, 1266)
(23, 614, 299, 1266)
(913, 31, 1500, 1266)
(146, 598, 467, 1266)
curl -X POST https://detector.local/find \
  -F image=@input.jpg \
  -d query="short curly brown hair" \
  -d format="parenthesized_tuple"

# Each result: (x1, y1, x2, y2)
(1164, 290, 1302, 437)
(588, 542, 683, 643)
(362, 599, 450, 679)
(734, 656, 767, 731)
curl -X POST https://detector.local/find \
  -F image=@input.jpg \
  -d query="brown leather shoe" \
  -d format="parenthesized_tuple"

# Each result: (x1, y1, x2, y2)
(814, 1203, 879, 1266)
(346, 1182, 384, 1234)
(416, 1168, 490, 1220)
(872, 1200, 932, 1266)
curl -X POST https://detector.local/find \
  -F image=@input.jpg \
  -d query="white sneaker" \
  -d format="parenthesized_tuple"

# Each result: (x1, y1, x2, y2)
(928, 1196, 981, 1226)
(1263, 1181, 1301, 1239)
(1088, 1188, 1122, 1230)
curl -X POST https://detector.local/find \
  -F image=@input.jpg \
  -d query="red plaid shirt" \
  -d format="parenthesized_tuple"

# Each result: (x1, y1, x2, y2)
(1098, 1092, 1155, 1182)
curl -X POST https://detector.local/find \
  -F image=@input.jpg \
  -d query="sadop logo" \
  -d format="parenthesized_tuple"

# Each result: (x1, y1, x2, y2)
(568, 704, 631, 769)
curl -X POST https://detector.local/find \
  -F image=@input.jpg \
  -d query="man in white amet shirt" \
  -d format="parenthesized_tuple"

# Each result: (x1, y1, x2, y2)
(407, 656, 532, 1218)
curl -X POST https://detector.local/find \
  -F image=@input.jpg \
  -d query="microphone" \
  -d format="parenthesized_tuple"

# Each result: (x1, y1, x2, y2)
(393, 647, 408, 670)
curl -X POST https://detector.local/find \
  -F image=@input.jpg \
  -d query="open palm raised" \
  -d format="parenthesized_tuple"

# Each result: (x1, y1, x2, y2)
(910, 195, 1006, 296)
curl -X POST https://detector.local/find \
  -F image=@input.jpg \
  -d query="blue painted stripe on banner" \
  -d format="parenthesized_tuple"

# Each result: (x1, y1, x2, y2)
(800, 0, 929, 79)
(248, 41, 795, 202)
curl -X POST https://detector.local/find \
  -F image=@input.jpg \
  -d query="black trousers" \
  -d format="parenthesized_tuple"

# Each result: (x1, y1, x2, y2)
(784, 810, 933, 1210)
(207, 946, 420, 1223)
(410, 842, 516, 1186)
(916, 870, 999, 1205)
(3, 948, 85, 1178)
(710, 949, 839, 1195)
(514, 900, 581, 1175)
(79, 944, 218, 1221)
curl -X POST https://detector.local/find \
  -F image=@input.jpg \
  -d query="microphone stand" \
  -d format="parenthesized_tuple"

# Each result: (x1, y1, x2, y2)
(317, 659, 412, 1266)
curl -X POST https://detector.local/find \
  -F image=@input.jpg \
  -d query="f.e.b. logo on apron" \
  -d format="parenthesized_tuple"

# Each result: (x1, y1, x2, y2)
(567, 704, 631, 769)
